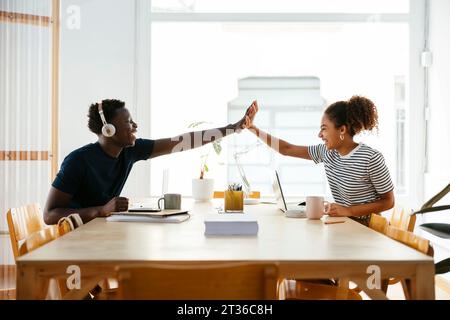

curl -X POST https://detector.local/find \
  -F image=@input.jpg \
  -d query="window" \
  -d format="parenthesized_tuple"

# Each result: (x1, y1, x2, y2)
(151, 0, 409, 14)
(149, 3, 409, 198)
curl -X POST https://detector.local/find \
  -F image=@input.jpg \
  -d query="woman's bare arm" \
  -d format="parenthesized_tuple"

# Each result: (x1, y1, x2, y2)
(328, 191, 395, 217)
(248, 126, 312, 160)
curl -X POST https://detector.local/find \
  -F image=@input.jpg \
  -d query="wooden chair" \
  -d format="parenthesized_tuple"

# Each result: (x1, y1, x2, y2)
(276, 213, 371, 301)
(279, 277, 363, 300)
(6, 206, 97, 299)
(116, 263, 279, 300)
(281, 279, 362, 300)
(386, 226, 433, 257)
(6, 203, 45, 260)
(7, 205, 81, 259)
(389, 207, 416, 232)
(385, 208, 417, 287)
(386, 226, 434, 299)
(348, 214, 390, 295)
(368, 213, 421, 295)
(369, 214, 389, 234)
(19, 225, 60, 256)
(6, 204, 65, 299)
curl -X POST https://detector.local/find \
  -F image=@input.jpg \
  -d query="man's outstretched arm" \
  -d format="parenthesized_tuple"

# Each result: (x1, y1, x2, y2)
(150, 102, 257, 159)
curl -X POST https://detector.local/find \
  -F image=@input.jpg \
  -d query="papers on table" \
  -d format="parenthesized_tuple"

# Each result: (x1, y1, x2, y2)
(323, 217, 346, 224)
(106, 213, 190, 223)
(204, 213, 258, 236)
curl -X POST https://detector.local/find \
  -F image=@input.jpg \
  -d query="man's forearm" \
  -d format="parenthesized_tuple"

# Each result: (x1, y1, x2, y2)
(191, 124, 235, 148)
(170, 124, 236, 152)
(45, 206, 102, 225)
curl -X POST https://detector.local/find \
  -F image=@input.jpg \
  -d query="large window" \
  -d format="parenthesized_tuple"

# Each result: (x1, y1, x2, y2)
(151, 0, 409, 13)
(149, 1, 409, 198)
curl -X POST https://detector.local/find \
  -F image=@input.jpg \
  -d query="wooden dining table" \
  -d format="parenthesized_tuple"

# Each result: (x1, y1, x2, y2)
(16, 200, 435, 299)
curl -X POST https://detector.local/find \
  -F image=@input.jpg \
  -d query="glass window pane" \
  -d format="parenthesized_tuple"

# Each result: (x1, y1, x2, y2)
(151, 0, 409, 14)
(150, 22, 408, 196)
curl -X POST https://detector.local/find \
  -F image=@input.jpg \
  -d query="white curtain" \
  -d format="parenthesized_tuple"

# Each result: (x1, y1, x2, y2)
(0, 0, 53, 267)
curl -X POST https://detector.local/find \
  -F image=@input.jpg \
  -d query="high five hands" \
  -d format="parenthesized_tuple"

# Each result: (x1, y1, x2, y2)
(233, 100, 259, 133)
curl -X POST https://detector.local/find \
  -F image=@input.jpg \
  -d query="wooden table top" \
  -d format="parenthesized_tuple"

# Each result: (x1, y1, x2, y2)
(17, 201, 433, 264)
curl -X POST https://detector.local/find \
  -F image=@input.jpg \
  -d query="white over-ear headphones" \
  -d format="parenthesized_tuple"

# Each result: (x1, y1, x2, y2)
(98, 102, 116, 137)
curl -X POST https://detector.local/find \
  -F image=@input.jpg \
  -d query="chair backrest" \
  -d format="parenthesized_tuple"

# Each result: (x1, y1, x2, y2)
(6, 203, 45, 259)
(18, 225, 60, 256)
(281, 279, 362, 300)
(57, 213, 84, 235)
(117, 263, 279, 300)
(389, 207, 416, 232)
(369, 214, 388, 234)
(386, 226, 433, 256)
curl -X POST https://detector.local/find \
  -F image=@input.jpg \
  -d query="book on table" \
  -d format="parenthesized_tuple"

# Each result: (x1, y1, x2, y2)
(204, 213, 258, 235)
(107, 209, 190, 223)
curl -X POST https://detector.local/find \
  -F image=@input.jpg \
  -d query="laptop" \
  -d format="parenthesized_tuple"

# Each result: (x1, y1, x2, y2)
(272, 170, 306, 218)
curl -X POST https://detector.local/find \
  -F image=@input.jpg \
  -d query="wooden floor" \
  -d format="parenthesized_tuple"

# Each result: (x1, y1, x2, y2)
(360, 277, 450, 300)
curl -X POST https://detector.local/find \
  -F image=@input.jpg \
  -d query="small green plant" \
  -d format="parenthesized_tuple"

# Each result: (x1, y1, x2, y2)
(188, 121, 222, 179)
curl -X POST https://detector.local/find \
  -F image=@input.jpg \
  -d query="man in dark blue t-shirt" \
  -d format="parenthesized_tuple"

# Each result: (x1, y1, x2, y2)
(44, 99, 257, 224)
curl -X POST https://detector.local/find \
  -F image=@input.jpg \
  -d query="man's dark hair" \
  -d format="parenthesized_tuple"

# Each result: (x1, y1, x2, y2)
(87, 99, 125, 134)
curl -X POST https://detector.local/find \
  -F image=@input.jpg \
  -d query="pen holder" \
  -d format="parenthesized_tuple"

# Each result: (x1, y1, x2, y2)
(224, 190, 244, 212)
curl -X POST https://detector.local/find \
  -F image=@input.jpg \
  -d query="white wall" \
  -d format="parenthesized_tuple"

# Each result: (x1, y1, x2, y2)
(422, 0, 450, 279)
(425, 0, 450, 200)
(60, 0, 135, 154)
(424, 0, 450, 217)
(59, 0, 151, 198)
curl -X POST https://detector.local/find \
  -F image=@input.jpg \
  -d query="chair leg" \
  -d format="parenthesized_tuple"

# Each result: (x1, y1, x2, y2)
(336, 278, 350, 299)
(381, 279, 389, 293)
(401, 279, 411, 300)
(46, 278, 62, 299)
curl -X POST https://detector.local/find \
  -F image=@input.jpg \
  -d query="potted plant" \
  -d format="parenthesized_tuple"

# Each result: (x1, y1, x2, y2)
(189, 121, 222, 201)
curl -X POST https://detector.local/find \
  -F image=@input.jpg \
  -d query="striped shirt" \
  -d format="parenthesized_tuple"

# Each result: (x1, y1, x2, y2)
(308, 143, 394, 211)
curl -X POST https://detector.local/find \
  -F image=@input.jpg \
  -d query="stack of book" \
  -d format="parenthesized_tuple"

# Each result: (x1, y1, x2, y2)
(204, 213, 258, 236)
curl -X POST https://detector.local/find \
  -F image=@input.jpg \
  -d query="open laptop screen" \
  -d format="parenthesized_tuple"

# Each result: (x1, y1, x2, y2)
(273, 171, 288, 212)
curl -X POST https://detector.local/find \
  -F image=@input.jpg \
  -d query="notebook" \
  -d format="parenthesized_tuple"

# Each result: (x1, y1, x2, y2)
(106, 213, 190, 223)
(111, 209, 189, 218)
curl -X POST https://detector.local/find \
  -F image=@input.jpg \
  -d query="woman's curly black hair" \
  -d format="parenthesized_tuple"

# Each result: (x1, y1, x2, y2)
(325, 95, 379, 136)
(87, 99, 125, 134)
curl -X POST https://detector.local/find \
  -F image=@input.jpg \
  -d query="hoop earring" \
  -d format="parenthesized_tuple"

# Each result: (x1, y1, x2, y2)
(340, 134, 344, 141)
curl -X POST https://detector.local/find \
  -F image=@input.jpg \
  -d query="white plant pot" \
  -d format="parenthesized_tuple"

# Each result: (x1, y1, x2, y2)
(192, 178, 214, 201)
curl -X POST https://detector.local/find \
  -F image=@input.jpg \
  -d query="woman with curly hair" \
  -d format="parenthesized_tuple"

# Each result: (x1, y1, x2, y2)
(247, 96, 394, 225)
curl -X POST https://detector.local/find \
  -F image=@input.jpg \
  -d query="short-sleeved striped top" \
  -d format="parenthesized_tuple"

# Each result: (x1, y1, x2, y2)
(307, 143, 394, 208)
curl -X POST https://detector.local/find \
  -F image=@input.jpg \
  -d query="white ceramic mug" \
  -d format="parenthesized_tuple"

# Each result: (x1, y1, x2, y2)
(306, 196, 330, 220)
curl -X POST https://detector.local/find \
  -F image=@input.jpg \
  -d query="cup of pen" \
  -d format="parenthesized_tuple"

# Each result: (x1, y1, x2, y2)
(224, 184, 244, 213)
